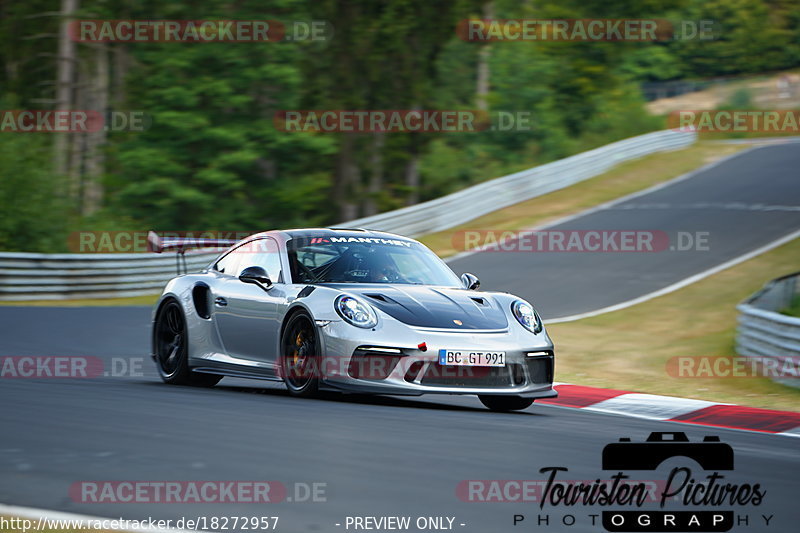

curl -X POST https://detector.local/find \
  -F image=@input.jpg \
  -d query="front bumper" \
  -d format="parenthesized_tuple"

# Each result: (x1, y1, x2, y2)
(316, 318, 556, 397)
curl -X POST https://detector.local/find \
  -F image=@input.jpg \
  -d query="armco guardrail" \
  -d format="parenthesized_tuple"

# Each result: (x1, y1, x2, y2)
(0, 129, 696, 301)
(346, 129, 696, 236)
(735, 272, 800, 388)
(0, 251, 219, 301)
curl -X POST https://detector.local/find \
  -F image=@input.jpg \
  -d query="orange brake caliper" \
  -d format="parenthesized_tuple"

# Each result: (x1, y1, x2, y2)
(293, 332, 304, 367)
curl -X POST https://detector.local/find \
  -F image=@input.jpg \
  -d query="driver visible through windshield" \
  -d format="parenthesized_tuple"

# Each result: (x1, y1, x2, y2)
(287, 236, 461, 286)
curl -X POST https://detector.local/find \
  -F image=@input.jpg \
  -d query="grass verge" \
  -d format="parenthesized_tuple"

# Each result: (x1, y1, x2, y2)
(780, 294, 800, 318)
(0, 294, 159, 307)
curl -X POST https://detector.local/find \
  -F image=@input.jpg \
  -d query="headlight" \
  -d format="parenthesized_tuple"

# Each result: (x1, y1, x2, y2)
(335, 295, 378, 328)
(511, 300, 542, 334)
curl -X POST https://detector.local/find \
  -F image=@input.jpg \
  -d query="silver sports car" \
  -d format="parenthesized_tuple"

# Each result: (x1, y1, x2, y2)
(149, 228, 556, 411)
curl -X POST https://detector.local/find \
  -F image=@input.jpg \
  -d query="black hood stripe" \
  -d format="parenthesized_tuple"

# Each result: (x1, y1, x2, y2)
(335, 285, 508, 329)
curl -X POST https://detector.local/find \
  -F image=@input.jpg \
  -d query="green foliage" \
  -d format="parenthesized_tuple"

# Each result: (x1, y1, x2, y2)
(722, 87, 755, 109)
(672, 0, 800, 76)
(0, 0, 797, 251)
(0, 133, 71, 251)
(781, 294, 800, 318)
(105, 0, 337, 231)
(0, 0, 59, 107)
(619, 47, 684, 81)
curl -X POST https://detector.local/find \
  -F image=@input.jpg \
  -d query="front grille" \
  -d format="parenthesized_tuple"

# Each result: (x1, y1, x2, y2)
(525, 355, 554, 384)
(348, 349, 402, 380)
(404, 361, 424, 382)
(420, 363, 519, 388)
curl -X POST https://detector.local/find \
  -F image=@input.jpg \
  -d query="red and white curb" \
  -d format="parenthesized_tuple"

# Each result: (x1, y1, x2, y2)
(540, 384, 800, 437)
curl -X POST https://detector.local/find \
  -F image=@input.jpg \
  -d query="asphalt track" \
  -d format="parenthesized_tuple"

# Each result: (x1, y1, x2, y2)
(2, 144, 800, 532)
(450, 144, 800, 319)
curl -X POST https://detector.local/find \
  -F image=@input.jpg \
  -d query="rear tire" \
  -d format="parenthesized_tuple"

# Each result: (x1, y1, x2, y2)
(280, 312, 320, 398)
(154, 299, 221, 387)
(478, 395, 535, 412)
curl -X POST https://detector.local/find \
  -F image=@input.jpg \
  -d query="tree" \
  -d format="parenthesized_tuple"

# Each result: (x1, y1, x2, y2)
(301, 0, 477, 220)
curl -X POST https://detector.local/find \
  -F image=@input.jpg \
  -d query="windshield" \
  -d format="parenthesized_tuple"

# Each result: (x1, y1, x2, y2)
(287, 236, 462, 286)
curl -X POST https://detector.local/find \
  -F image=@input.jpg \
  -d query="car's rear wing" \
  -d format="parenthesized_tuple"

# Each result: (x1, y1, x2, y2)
(147, 231, 239, 274)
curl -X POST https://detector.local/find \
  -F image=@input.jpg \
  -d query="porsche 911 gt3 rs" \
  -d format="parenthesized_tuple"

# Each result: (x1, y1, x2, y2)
(149, 228, 556, 411)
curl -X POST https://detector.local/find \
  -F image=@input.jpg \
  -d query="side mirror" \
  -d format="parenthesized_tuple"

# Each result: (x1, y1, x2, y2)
(460, 273, 480, 290)
(239, 266, 272, 291)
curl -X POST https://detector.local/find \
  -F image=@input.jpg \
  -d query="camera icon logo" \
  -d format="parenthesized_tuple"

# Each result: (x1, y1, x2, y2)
(602, 432, 734, 471)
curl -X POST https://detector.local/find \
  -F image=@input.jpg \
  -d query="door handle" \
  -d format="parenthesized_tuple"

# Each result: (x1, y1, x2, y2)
(214, 297, 228, 307)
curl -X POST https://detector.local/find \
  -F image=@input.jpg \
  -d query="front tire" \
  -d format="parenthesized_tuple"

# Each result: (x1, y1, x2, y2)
(280, 312, 320, 398)
(154, 299, 221, 387)
(478, 395, 535, 412)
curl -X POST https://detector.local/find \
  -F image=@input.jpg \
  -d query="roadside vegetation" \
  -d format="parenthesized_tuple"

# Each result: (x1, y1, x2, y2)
(781, 295, 800, 318)
(2, 0, 798, 252)
(0, 294, 159, 307)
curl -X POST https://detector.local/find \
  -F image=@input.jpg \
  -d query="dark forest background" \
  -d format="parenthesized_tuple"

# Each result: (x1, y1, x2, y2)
(1, 0, 798, 251)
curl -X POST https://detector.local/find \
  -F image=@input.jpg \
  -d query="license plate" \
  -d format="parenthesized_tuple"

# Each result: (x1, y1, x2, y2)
(438, 350, 505, 367)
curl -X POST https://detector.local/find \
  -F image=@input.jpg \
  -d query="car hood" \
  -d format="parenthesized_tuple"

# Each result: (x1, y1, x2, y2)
(329, 284, 509, 330)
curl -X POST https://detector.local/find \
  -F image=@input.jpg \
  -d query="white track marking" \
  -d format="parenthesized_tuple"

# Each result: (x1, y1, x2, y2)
(584, 393, 720, 421)
(778, 426, 800, 438)
(549, 384, 800, 437)
(611, 202, 800, 212)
